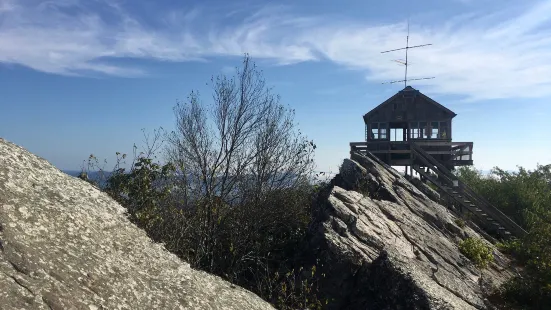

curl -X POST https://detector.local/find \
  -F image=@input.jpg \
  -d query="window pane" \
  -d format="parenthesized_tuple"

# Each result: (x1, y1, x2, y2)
(371, 130, 378, 139)
(429, 122, 438, 138)
(379, 123, 387, 139)
(380, 128, 387, 139)
(431, 128, 439, 139)
(420, 122, 429, 138)
(371, 123, 379, 139)
(409, 122, 417, 139)
(439, 122, 448, 139)
(411, 128, 419, 139)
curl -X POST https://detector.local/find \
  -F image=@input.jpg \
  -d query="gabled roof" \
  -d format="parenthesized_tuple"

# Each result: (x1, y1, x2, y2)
(363, 86, 457, 122)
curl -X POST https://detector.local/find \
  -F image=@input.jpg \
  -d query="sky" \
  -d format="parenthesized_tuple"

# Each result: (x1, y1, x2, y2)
(1, 0, 550, 175)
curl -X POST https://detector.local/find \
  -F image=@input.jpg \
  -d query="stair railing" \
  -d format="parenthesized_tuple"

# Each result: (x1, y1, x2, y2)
(410, 142, 527, 237)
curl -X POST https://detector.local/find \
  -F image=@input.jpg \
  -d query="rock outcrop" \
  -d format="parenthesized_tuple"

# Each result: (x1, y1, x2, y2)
(0, 138, 274, 310)
(308, 152, 513, 309)
(0, 137, 516, 310)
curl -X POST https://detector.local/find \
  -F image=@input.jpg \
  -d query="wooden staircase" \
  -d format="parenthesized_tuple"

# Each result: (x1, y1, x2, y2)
(409, 142, 526, 239)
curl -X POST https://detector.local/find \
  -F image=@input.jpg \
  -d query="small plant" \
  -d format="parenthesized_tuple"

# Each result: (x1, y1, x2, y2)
(454, 218, 466, 228)
(495, 238, 522, 256)
(272, 264, 327, 310)
(427, 182, 439, 192)
(459, 237, 494, 268)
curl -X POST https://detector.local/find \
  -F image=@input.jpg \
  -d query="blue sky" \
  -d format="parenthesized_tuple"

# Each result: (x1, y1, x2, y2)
(1, 0, 550, 174)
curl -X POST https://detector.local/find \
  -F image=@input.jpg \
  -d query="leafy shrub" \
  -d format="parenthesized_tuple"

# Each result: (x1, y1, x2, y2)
(457, 165, 551, 308)
(459, 237, 494, 268)
(498, 222, 551, 309)
(495, 238, 522, 256)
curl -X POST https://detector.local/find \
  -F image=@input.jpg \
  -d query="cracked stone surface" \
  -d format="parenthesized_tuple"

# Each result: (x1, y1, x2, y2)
(0, 138, 274, 310)
(311, 152, 514, 310)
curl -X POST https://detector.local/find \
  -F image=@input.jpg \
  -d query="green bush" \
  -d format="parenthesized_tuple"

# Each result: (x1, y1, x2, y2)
(495, 238, 522, 256)
(459, 237, 494, 268)
(457, 165, 551, 309)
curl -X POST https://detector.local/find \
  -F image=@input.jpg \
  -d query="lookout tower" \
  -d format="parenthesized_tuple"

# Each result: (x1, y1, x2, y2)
(349, 86, 526, 239)
(347, 20, 526, 240)
(353, 85, 473, 172)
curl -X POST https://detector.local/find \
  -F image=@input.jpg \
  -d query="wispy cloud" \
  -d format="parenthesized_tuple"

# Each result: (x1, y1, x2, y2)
(1, 0, 551, 100)
(0, 0, 15, 12)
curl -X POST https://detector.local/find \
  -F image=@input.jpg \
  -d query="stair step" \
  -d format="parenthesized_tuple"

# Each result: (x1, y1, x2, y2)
(475, 208, 483, 212)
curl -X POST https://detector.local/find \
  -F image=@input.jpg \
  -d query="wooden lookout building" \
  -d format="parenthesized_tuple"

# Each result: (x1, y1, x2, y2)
(350, 86, 526, 240)
(353, 86, 473, 172)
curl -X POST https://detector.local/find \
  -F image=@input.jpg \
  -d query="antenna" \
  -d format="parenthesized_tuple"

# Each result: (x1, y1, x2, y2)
(381, 19, 435, 88)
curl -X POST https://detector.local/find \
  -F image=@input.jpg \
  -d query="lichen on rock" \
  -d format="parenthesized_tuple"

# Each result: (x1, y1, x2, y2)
(0, 138, 274, 310)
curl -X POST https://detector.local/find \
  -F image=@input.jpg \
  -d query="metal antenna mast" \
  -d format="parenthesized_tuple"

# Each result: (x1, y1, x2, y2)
(381, 19, 435, 87)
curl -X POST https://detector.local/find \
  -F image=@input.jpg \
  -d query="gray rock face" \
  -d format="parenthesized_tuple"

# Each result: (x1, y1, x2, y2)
(311, 152, 513, 309)
(0, 138, 274, 310)
(407, 175, 442, 205)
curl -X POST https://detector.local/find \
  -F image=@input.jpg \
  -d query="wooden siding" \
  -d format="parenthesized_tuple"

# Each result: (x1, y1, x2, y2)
(364, 95, 454, 123)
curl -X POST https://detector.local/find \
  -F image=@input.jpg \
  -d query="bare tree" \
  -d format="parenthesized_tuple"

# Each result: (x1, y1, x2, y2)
(85, 55, 322, 305)
(166, 55, 315, 204)
(165, 54, 316, 269)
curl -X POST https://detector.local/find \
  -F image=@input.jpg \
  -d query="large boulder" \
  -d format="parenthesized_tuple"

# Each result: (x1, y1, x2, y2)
(0, 138, 274, 310)
(308, 152, 514, 309)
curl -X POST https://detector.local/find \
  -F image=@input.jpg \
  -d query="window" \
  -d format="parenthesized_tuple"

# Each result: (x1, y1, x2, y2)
(370, 123, 387, 140)
(410, 122, 420, 139)
(431, 121, 439, 139)
(410, 121, 449, 139)
(439, 121, 449, 139)
(371, 123, 379, 139)
(380, 124, 388, 139)
(420, 122, 428, 138)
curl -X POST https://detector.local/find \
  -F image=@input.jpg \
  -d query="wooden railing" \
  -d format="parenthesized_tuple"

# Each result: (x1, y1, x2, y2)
(350, 141, 473, 160)
(409, 142, 526, 238)
(450, 142, 473, 161)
